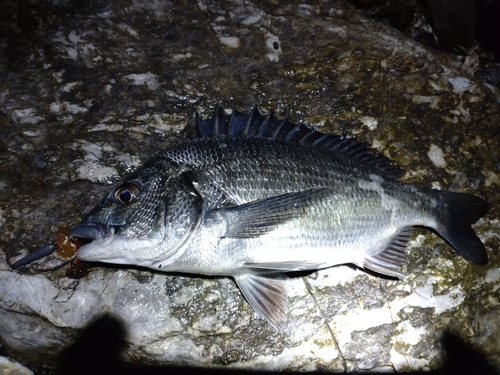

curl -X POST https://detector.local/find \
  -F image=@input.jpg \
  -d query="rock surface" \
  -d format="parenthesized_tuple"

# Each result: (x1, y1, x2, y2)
(0, 356, 33, 375)
(0, 0, 499, 372)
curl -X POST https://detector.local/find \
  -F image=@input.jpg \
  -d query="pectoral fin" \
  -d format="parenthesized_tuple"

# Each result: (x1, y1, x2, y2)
(218, 188, 329, 239)
(244, 260, 325, 273)
(234, 273, 288, 329)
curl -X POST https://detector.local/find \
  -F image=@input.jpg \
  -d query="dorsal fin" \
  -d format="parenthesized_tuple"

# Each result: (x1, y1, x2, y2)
(189, 106, 404, 179)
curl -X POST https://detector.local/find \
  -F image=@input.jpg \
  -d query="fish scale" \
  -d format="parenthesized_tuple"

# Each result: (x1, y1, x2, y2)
(13, 106, 490, 330)
(174, 137, 369, 205)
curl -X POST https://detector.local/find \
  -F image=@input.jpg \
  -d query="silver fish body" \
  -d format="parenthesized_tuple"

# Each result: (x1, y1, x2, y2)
(65, 107, 489, 328)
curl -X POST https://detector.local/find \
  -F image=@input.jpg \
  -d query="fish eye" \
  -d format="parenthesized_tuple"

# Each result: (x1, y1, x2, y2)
(114, 183, 140, 204)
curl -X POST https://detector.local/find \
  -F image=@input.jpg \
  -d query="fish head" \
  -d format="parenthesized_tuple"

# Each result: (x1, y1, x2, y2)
(72, 158, 202, 267)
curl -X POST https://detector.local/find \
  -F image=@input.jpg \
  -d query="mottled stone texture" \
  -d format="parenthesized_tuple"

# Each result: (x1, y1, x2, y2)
(0, 0, 499, 372)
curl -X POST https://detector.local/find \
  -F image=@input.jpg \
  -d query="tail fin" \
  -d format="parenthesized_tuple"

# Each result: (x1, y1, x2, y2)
(436, 192, 490, 264)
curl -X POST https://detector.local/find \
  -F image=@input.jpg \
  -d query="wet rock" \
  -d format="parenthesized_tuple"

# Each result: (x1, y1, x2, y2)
(0, 356, 33, 375)
(0, 0, 499, 372)
(419, 0, 476, 51)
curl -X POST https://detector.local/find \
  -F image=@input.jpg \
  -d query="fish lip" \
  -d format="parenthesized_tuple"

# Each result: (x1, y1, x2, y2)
(69, 223, 117, 241)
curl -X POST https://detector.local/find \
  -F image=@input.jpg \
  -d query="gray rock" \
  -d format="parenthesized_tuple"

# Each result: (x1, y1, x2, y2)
(0, 356, 33, 375)
(0, 0, 499, 372)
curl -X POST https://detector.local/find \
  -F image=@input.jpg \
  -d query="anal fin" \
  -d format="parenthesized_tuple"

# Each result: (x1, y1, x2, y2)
(234, 273, 288, 330)
(363, 227, 413, 278)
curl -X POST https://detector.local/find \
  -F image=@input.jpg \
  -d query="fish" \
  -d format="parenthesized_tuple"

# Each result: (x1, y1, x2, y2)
(13, 106, 490, 328)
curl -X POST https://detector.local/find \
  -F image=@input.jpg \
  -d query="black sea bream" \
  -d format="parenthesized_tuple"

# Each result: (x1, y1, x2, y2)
(16, 107, 490, 328)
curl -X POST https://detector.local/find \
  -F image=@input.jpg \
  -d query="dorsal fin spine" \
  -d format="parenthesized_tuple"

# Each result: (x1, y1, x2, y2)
(242, 106, 257, 136)
(213, 106, 221, 135)
(190, 107, 404, 179)
(258, 115, 272, 136)
(310, 133, 333, 147)
(270, 114, 287, 138)
(256, 114, 269, 136)
(297, 128, 317, 143)
(284, 123, 301, 141)
(228, 107, 237, 136)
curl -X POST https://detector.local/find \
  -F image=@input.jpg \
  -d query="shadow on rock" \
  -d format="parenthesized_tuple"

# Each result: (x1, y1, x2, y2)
(56, 314, 128, 375)
(54, 315, 498, 375)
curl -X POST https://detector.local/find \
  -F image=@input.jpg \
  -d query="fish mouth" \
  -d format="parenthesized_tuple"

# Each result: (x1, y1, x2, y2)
(71, 222, 165, 266)
(70, 223, 120, 262)
(69, 223, 117, 241)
